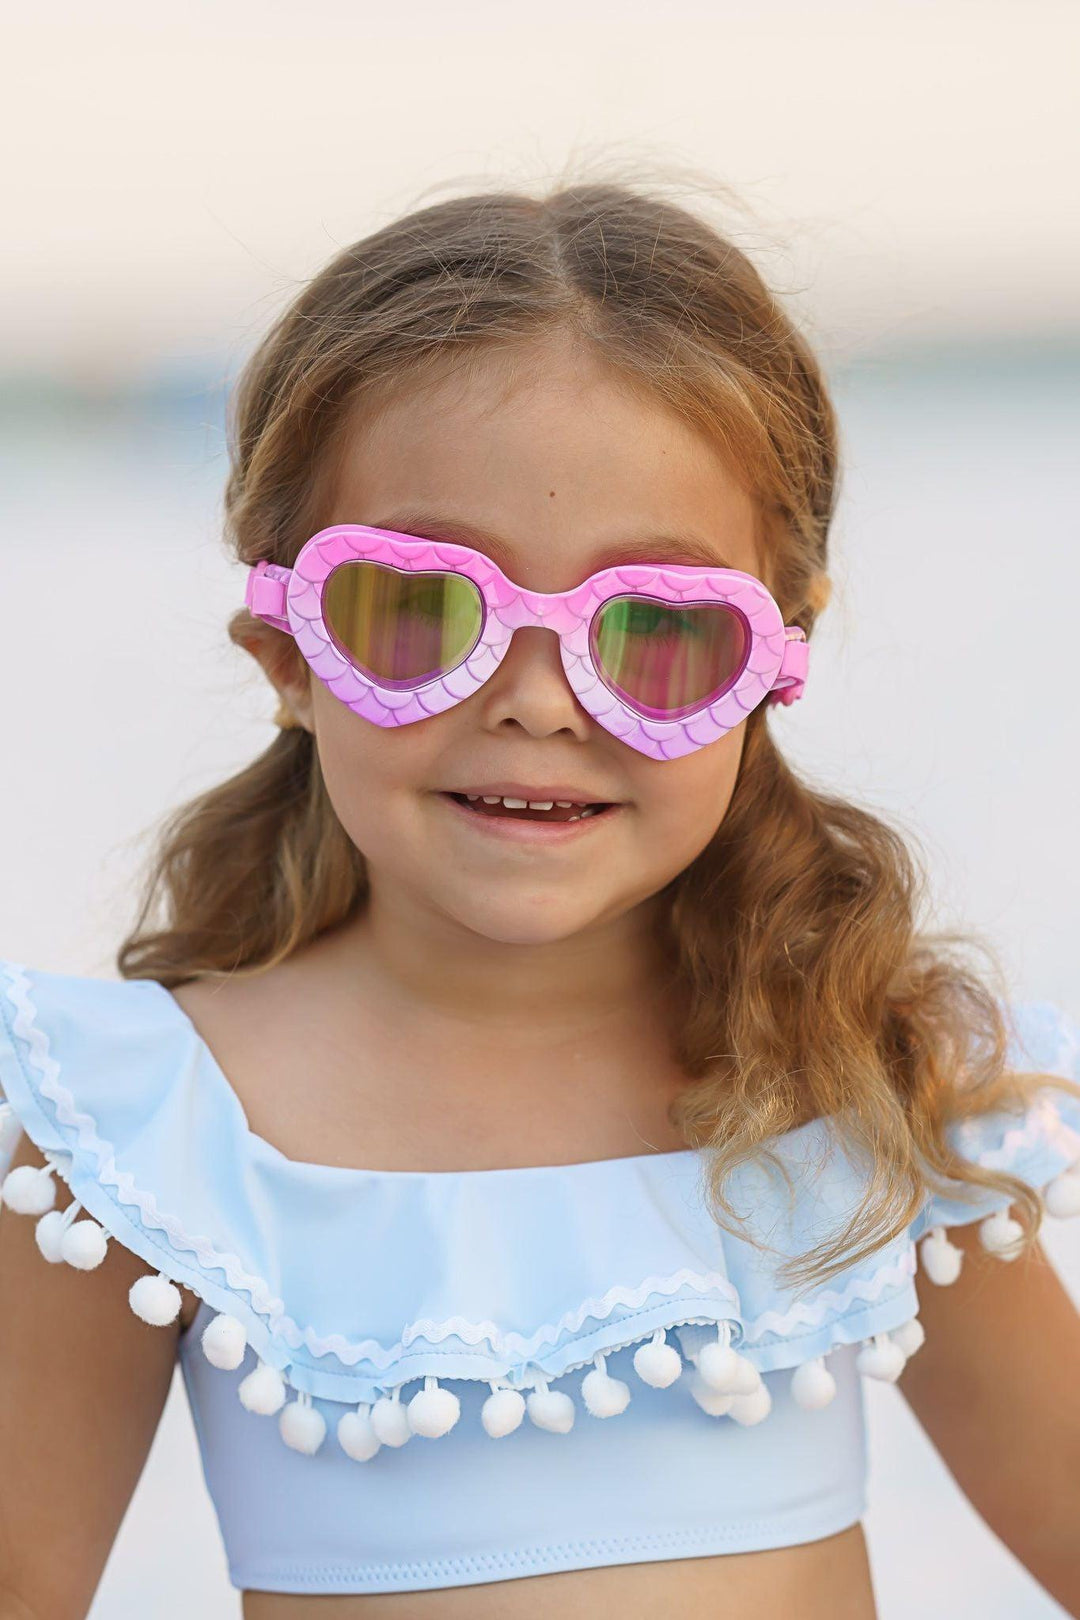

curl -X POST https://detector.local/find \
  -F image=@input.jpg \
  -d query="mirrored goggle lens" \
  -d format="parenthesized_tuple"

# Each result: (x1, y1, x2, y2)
(322, 561, 483, 688)
(590, 595, 750, 719)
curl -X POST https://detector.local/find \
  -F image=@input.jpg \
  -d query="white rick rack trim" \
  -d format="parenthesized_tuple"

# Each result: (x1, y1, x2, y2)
(3, 961, 1080, 1464)
(0, 963, 919, 1354)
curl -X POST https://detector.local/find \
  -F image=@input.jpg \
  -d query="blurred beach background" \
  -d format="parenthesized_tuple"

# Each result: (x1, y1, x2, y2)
(2, 2, 1078, 1615)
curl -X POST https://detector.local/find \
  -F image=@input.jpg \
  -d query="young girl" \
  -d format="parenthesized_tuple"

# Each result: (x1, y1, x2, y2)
(2, 178, 1079, 1620)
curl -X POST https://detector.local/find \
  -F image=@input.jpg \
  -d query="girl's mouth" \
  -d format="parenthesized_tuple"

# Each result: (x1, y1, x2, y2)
(436, 792, 622, 843)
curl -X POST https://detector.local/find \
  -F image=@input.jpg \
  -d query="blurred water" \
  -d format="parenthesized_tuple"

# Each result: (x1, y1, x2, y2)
(1, 346, 1077, 1618)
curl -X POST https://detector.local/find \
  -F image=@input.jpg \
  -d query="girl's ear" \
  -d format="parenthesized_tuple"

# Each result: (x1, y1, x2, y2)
(237, 625, 315, 733)
(805, 573, 832, 616)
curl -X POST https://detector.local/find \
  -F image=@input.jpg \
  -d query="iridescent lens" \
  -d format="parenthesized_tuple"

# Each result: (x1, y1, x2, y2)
(322, 561, 483, 688)
(590, 595, 750, 719)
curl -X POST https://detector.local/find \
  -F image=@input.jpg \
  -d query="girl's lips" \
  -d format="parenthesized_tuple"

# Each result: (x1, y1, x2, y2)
(435, 791, 624, 844)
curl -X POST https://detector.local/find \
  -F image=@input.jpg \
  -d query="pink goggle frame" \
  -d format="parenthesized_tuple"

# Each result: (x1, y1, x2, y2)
(244, 524, 809, 762)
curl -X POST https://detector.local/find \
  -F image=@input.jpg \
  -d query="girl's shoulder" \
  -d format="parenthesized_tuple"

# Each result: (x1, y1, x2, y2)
(913, 998, 1080, 1240)
(2, 953, 1079, 1424)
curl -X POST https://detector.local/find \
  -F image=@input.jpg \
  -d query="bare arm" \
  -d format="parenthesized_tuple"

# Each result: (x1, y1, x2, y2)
(900, 1217, 1080, 1617)
(0, 1130, 199, 1619)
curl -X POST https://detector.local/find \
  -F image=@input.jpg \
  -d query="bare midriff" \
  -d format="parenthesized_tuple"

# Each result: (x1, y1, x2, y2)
(242, 1525, 876, 1619)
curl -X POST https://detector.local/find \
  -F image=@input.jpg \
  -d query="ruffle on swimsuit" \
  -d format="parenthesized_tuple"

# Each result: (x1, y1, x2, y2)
(2, 957, 1080, 1464)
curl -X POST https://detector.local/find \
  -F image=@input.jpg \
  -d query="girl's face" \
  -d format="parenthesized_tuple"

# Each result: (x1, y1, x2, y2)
(252, 338, 765, 948)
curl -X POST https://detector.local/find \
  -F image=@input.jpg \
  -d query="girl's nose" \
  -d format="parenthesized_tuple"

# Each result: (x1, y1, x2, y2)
(496, 625, 577, 688)
(477, 625, 593, 740)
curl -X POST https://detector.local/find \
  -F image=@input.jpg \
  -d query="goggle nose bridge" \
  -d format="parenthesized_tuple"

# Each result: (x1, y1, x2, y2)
(493, 585, 589, 635)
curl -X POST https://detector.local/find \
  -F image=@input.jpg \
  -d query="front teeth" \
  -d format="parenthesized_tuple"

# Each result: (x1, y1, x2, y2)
(471, 795, 576, 811)
(465, 794, 596, 819)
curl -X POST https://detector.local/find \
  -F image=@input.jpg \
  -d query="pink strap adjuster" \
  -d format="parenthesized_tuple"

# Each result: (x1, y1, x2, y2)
(245, 560, 292, 632)
(768, 629, 808, 706)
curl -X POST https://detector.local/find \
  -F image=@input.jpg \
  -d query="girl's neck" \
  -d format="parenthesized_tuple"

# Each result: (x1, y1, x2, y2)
(309, 889, 682, 1051)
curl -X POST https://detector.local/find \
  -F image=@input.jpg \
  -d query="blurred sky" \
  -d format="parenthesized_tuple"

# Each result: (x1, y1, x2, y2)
(4, 0, 1079, 385)
(2, 5, 1079, 1619)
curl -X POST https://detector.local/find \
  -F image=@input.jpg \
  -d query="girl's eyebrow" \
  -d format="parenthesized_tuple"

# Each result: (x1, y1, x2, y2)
(367, 509, 736, 574)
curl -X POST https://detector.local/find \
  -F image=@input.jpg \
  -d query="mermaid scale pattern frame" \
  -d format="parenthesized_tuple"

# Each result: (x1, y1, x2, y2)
(244, 524, 809, 761)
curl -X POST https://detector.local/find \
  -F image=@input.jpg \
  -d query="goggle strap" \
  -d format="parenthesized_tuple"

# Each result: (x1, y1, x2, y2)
(246, 561, 291, 633)
(768, 629, 809, 705)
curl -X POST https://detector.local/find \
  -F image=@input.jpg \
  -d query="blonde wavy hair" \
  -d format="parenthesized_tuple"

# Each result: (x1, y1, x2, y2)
(116, 164, 1077, 1289)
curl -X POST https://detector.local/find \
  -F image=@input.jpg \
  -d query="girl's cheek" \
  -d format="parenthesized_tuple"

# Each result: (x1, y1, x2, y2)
(648, 731, 745, 820)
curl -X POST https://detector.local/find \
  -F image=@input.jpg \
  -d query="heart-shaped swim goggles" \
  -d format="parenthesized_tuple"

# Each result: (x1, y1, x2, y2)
(244, 524, 808, 761)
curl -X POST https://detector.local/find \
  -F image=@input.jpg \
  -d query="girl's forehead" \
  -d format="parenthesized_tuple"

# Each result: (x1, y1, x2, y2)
(324, 370, 762, 583)
(345, 506, 747, 581)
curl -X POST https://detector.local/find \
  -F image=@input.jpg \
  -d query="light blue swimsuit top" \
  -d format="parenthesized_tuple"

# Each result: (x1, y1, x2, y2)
(2, 957, 1079, 1597)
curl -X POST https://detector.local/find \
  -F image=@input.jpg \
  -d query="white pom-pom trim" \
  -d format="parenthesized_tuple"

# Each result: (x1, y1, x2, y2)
(337, 1402, 381, 1460)
(238, 1358, 287, 1415)
(920, 1225, 963, 1285)
(128, 1271, 182, 1326)
(790, 1356, 837, 1409)
(61, 1216, 109, 1270)
(0, 1100, 20, 1151)
(25, 1140, 1038, 1453)
(279, 1389, 326, 1454)
(631, 1327, 683, 1388)
(2, 1160, 58, 1215)
(526, 1377, 575, 1433)
(370, 1388, 412, 1447)
(481, 1382, 526, 1438)
(696, 1320, 740, 1390)
(891, 1316, 926, 1358)
(979, 1207, 1025, 1259)
(729, 1382, 773, 1425)
(201, 1312, 248, 1370)
(688, 1370, 734, 1416)
(8, 1179, 110, 1269)
(698, 1321, 759, 1395)
(580, 1352, 631, 1417)
(407, 1376, 461, 1438)
(856, 1333, 906, 1382)
(1043, 1164, 1080, 1219)
(34, 1208, 71, 1263)
(688, 1362, 774, 1423)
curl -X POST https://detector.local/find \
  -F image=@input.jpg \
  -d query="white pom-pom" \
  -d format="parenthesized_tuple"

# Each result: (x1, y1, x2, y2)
(581, 1356, 631, 1417)
(891, 1317, 926, 1358)
(34, 1209, 70, 1262)
(0, 1102, 20, 1152)
(370, 1393, 413, 1447)
(238, 1359, 287, 1415)
(790, 1357, 837, 1410)
(729, 1354, 762, 1395)
(407, 1376, 461, 1438)
(697, 1323, 741, 1393)
(61, 1219, 108, 1270)
(201, 1312, 248, 1370)
(1043, 1167, 1080, 1219)
(128, 1271, 182, 1326)
(688, 1371, 734, 1417)
(481, 1384, 526, 1438)
(856, 1333, 906, 1382)
(338, 1404, 381, 1460)
(526, 1380, 575, 1433)
(632, 1328, 683, 1388)
(979, 1208, 1025, 1260)
(920, 1226, 963, 1285)
(279, 1392, 326, 1454)
(2, 1162, 57, 1215)
(729, 1382, 773, 1425)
